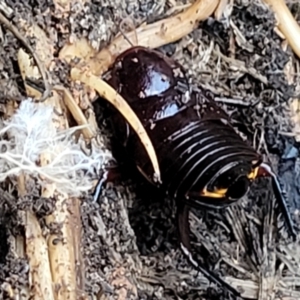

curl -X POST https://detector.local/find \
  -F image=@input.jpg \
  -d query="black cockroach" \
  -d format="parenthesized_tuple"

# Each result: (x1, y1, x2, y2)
(95, 46, 296, 298)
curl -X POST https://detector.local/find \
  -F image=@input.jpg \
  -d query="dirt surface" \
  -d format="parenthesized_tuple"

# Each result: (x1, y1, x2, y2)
(1, 0, 300, 300)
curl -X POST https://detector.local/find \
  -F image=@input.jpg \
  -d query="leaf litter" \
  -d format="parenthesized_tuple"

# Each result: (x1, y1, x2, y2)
(0, 0, 300, 300)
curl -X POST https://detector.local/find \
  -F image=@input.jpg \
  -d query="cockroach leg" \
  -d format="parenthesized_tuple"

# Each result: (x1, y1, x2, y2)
(92, 166, 122, 202)
(258, 163, 297, 239)
(176, 201, 244, 299)
(93, 171, 108, 202)
(177, 202, 191, 251)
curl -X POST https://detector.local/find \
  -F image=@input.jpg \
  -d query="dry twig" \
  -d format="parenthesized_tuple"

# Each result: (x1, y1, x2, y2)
(264, 0, 300, 59)
(0, 12, 51, 101)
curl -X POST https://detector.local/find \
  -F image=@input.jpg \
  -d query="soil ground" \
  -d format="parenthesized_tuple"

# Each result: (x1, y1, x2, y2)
(1, 0, 300, 300)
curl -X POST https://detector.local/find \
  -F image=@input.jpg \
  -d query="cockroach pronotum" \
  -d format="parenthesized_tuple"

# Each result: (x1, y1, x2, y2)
(94, 46, 296, 298)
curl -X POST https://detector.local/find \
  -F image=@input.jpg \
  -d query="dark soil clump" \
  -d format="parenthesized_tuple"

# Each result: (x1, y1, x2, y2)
(0, 0, 300, 299)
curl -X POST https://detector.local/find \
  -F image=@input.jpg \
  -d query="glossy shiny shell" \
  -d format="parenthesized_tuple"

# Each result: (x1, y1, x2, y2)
(107, 46, 262, 206)
(110, 46, 183, 102)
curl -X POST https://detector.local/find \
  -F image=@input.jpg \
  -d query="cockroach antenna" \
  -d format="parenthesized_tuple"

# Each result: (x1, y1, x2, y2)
(119, 17, 138, 47)
(258, 163, 297, 239)
(176, 202, 247, 299)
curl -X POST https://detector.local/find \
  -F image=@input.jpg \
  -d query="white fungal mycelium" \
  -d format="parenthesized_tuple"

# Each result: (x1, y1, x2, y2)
(0, 99, 112, 196)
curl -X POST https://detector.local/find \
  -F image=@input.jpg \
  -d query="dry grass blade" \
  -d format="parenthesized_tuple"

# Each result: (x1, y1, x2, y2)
(42, 184, 82, 300)
(213, 46, 268, 84)
(53, 85, 95, 139)
(16, 175, 52, 300)
(0, 1, 13, 17)
(71, 67, 161, 183)
(26, 211, 55, 300)
(264, 0, 300, 59)
(0, 12, 51, 101)
(214, 0, 228, 20)
(108, 0, 219, 58)
(15, 20, 85, 300)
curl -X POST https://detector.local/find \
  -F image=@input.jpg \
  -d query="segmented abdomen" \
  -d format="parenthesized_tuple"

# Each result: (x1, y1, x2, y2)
(130, 98, 261, 201)
(106, 46, 262, 204)
(160, 119, 260, 198)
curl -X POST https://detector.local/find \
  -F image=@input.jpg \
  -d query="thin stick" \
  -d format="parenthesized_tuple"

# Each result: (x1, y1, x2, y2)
(53, 85, 95, 139)
(263, 0, 300, 59)
(0, 12, 51, 101)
